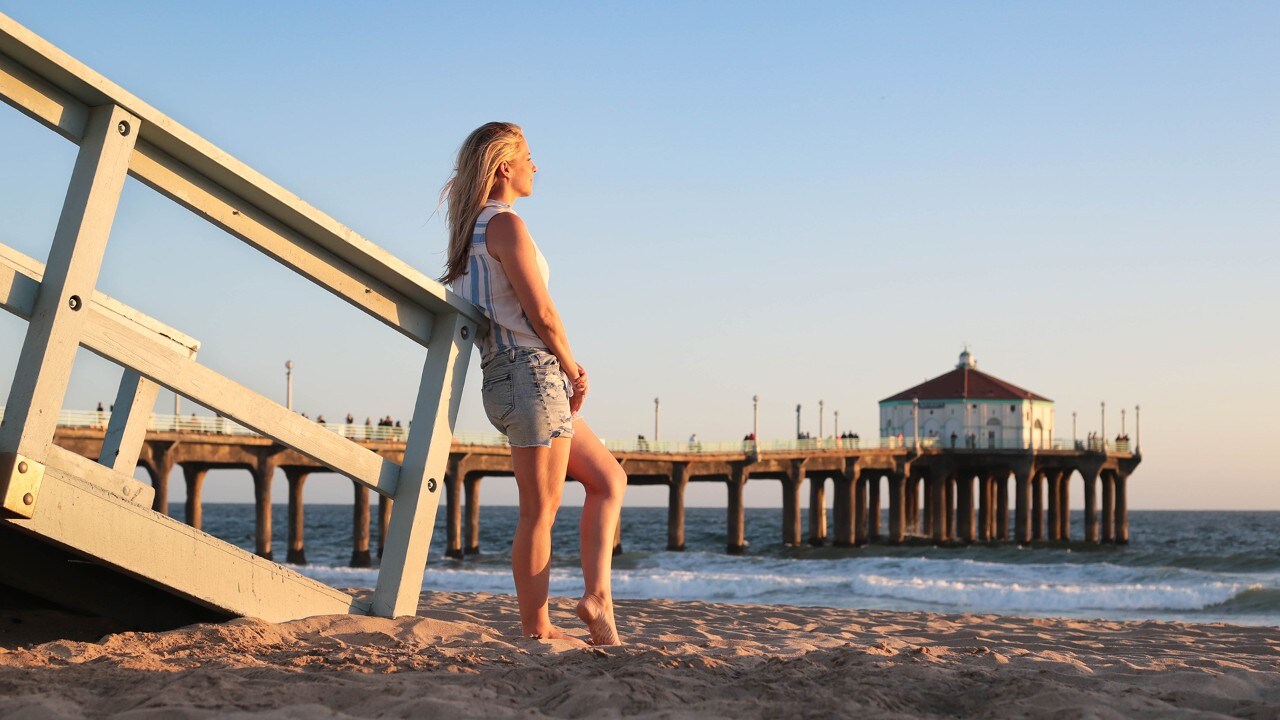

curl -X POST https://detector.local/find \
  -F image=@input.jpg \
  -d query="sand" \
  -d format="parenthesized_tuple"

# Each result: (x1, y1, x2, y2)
(1, 591, 1278, 718)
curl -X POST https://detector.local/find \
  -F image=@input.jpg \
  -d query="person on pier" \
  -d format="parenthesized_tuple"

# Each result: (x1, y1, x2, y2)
(440, 122, 626, 646)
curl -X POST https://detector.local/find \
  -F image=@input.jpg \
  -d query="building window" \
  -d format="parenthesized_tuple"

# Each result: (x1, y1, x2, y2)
(1009, 405, 1015, 412)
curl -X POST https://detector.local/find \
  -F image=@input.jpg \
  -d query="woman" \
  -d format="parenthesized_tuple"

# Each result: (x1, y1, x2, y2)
(440, 122, 626, 646)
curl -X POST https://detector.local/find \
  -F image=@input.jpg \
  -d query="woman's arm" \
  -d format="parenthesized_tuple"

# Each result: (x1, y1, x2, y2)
(485, 212, 583, 385)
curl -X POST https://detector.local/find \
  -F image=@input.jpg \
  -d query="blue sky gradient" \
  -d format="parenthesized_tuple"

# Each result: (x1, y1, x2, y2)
(0, 2, 1275, 508)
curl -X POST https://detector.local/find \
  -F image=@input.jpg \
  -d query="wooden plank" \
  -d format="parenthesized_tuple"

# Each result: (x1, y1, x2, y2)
(3, 460, 363, 621)
(373, 313, 475, 617)
(0, 14, 487, 334)
(46, 444, 153, 508)
(0, 243, 200, 358)
(0, 103, 137, 468)
(100, 369, 162, 475)
(76, 303, 403, 498)
(0, 242, 395, 497)
(128, 141, 437, 346)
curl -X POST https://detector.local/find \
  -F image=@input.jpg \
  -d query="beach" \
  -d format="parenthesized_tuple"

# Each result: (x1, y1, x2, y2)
(2, 591, 1278, 719)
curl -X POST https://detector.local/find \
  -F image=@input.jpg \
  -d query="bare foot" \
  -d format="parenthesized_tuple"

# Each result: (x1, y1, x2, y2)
(525, 626, 588, 647)
(576, 594, 621, 646)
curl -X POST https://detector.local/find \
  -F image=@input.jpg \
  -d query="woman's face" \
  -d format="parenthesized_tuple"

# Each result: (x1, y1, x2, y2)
(507, 137, 537, 197)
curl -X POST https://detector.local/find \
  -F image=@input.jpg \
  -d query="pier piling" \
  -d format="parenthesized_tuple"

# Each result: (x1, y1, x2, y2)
(465, 475, 482, 554)
(285, 469, 308, 564)
(351, 482, 372, 567)
(726, 467, 747, 554)
(182, 464, 207, 531)
(667, 463, 688, 551)
(808, 475, 827, 546)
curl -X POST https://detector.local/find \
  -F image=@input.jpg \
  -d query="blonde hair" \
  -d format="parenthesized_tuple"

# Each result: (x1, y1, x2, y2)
(439, 122, 525, 284)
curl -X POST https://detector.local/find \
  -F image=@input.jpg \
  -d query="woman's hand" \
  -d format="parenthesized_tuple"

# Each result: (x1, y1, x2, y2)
(569, 365, 588, 415)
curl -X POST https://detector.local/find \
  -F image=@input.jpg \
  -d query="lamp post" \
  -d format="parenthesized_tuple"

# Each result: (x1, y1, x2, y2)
(818, 400, 824, 439)
(795, 404, 802, 440)
(834, 410, 839, 439)
(285, 360, 295, 411)
(654, 397, 660, 443)
(1101, 401, 1106, 450)
(752, 395, 760, 446)
(1072, 411, 1077, 445)
(912, 397, 920, 451)
(1121, 408, 1126, 436)
(1135, 404, 1141, 453)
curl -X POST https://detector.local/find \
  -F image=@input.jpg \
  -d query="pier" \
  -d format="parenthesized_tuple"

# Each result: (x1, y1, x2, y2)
(43, 410, 1141, 564)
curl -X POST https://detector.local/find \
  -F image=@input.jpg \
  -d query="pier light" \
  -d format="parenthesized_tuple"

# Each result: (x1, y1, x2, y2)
(1072, 411, 1077, 444)
(834, 410, 839, 439)
(1135, 404, 1141, 453)
(654, 397, 660, 443)
(1101, 401, 1106, 448)
(1121, 407, 1126, 436)
(819, 400, 824, 439)
(752, 395, 760, 447)
(795, 404, 802, 440)
(285, 359, 295, 411)
(912, 397, 919, 451)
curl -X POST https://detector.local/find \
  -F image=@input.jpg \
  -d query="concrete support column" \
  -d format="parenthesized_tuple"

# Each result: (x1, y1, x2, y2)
(464, 475, 482, 555)
(444, 470, 463, 559)
(351, 482, 372, 567)
(377, 493, 393, 559)
(888, 472, 906, 544)
(1115, 472, 1129, 544)
(782, 462, 805, 546)
(943, 475, 955, 540)
(1101, 471, 1116, 543)
(868, 478, 882, 539)
(957, 475, 975, 544)
(906, 477, 920, 534)
(1058, 470, 1072, 540)
(930, 472, 946, 544)
(921, 476, 934, 537)
(808, 475, 827, 546)
(182, 464, 208, 531)
(977, 475, 991, 541)
(1083, 469, 1099, 544)
(726, 466, 747, 555)
(1046, 471, 1061, 541)
(668, 463, 689, 551)
(285, 469, 309, 564)
(1014, 468, 1033, 545)
(832, 470, 855, 547)
(853, 476, 868, 546)
(253, 456, 277, 560)
(1032, 472, 1045, 541)
(148, 443, 176, 515)
(995, 474, 1009, 541)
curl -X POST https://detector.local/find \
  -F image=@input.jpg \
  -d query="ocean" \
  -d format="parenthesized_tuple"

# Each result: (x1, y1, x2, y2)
(189, 504, 1280, 627)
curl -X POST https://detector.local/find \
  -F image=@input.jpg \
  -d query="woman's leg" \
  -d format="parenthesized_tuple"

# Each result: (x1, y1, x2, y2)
(510, 437, 580, 642)
(567, 418, 627, 644)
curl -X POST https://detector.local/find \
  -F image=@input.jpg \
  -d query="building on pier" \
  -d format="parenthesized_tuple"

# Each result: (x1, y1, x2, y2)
(880, 350, 1055, 450)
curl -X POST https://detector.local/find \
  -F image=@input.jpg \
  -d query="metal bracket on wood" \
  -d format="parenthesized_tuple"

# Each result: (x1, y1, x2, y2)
(0, 453, 44, 518)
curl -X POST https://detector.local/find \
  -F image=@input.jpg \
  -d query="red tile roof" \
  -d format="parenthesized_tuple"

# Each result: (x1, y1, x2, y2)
(881, 367, 1051, 403)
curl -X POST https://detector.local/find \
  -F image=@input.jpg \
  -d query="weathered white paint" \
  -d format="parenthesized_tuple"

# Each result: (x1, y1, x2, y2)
(4, 461, 362, 622)
(0, 14, 487, 337)
(0, 12, 485, 622)
(76, 310, 403, 497)
(373, 313, 474, 617)
(0, 103, 137, 466)
(100, 370, 162, 476)
(47, 444, 153, 507)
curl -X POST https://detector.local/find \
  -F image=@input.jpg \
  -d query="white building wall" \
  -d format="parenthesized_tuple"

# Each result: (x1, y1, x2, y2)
(880, 399, 1054, 449)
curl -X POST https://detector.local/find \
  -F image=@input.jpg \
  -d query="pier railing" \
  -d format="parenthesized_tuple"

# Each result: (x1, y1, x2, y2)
(0, 12, 485, 620)
(16, 406, 1128, 455)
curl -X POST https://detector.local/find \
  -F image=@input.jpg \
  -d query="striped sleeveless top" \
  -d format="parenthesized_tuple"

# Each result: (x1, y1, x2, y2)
(453, 200, 550, 358)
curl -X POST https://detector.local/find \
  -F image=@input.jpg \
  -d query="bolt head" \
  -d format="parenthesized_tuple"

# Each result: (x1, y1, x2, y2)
(22, 493, 33, 506)
(68, 295, 82, 311)
(460, 326, 470, 340)
(427, 478, 438, 493)
(17, 461, 27, 474)
(117, 120, 130, 136)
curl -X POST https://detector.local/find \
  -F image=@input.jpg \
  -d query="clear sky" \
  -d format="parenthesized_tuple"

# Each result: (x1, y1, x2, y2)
(0, 2, 1276, 510)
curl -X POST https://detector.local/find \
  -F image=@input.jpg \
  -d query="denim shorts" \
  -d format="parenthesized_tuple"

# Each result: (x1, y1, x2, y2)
(480, 347, 575, 447)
